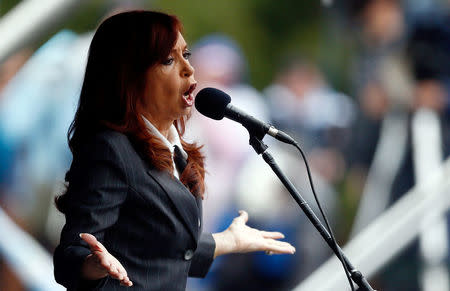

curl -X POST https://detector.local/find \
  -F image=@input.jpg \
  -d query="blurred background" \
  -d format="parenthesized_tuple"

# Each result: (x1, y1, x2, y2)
(0, 0, 449, 290)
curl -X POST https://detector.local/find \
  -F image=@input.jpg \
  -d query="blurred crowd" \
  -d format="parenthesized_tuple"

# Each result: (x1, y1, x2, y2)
(0, 0, 449, 290)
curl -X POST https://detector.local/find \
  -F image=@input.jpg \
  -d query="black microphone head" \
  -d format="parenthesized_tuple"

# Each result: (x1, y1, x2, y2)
(195, 87, 231, 120)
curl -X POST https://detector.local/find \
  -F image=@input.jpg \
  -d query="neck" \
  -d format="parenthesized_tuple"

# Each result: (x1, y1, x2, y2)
(143, 114, 173, 139)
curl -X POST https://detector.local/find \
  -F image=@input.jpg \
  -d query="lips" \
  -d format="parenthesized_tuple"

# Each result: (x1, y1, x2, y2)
(182, 83, 197, 106)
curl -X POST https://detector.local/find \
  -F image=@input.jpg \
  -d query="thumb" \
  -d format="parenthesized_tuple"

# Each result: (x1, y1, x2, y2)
(80, 233, 106, 253)
(235, 210, 249, 224)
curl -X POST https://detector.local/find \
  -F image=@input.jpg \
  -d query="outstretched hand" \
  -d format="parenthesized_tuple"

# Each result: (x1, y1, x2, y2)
(212, 211, 296, 258)
(79, 233, 133, 287)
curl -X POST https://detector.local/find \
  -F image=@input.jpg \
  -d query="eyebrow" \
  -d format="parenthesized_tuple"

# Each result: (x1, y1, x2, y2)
(172, 44, 188, 52)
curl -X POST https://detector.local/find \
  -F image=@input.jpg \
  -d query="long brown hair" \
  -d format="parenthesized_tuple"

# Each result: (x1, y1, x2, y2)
(56, 11, 205, 212)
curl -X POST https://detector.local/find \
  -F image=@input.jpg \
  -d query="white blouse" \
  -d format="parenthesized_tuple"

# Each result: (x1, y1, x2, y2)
(142, 116, 188, 179)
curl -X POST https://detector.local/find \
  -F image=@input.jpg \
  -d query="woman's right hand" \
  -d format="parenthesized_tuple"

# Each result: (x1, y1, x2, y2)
(79, 233, 133, 287)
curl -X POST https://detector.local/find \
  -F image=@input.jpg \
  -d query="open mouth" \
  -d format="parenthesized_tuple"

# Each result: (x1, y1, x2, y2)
(182, 83, 197, 106)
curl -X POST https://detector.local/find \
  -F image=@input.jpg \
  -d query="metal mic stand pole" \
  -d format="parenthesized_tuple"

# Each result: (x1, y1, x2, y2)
(248, 134, 375, 291)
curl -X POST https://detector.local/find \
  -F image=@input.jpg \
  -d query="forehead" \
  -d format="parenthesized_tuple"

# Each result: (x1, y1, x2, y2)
(173, 32, 187, 50)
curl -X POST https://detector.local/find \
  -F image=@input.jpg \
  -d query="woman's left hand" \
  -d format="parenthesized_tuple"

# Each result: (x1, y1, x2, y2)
(212, 210, 296, 258)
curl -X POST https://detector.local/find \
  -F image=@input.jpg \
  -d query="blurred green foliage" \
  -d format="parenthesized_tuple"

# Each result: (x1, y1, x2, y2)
(1, 0, 354, 92)
(154, 0, 325, 90)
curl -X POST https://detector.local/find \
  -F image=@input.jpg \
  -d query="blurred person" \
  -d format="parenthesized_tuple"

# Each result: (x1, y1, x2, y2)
(0, 49, 32, 94)
(344, 2, 419, 290)
(345, 0, 408, 160)
(347, 3, 450, 289)
(345, 0, 410, 209)
(0, 47, 30, 291)
(344, 0, 412, 214)
(0, 31, 92, 245)
(347, 79, 391, 188)
(0, 19, 89, 291)
(264, 58, 355, 185)
(383, 11, 450, 291)
(0, 49, 32, 191)
(186, 35, 270, 234)
(263, 58, 356, 284)
(379, 79, 450, 291)
(347, 0, 407, 100)
(53, 11, 295, 291)
(347, 54, 414, 236)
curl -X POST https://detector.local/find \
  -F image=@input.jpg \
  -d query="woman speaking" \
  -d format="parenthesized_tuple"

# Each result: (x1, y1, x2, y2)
(53, 10, 295, 290)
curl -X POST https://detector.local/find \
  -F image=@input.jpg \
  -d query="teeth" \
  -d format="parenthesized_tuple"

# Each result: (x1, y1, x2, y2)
(183, 84, 195, 97)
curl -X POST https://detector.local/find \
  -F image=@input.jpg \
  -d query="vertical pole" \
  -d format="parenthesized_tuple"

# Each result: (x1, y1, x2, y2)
(412, 108, 449, 291)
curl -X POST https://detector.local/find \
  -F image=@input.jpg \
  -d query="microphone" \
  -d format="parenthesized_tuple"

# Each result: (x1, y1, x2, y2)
(195, 87, 295, 144)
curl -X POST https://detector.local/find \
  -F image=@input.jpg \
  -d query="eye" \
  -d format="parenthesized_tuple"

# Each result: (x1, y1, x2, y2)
(162, 57, 174, 65)
(183, 51, 191, 60)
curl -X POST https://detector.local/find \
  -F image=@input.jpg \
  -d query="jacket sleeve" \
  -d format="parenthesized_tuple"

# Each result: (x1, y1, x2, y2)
(188, 232, 216, 278)
(53, 133, 128, 290)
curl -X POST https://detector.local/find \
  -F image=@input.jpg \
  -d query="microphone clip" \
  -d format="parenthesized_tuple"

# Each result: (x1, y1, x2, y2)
(248, 134, 268, 155)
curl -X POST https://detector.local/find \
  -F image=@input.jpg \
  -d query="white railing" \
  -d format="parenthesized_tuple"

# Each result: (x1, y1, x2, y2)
(293, 156, 450, 291)
(350, 112, 409, 237)
(0, 207, 64, 290)
(412, 109, 449, 291)
(0, 0, 87, 64)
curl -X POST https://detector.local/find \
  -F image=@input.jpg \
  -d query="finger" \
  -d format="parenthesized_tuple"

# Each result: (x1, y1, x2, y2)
(260, 231, 285, 239)
(265, 246, 295, 254)
(234, 210, 249, 224)
(108, 266, 123, 280)
(267, 239, 295, 249)
(108, 259, 129, 281)
(99, 256, 119, 276)
(267, 248, 295, 255)
(116, 264, 128, 281)
(265, 240, 296, 254)
(80, 233, 107, 253)
(120, 281, 133, 287)
(110, 256, 128, 277)
(96, 252, 129, 282)
(120, 277, 133, 287)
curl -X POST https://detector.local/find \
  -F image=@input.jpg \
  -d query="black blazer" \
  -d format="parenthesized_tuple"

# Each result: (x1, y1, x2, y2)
(53, 130, 215, 291)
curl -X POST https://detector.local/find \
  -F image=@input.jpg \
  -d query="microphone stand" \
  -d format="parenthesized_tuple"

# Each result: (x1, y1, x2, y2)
(247, 133, 375, 291)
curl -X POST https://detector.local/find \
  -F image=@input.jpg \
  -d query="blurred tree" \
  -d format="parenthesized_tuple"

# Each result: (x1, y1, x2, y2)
(153, 0, 326, 90)
(1, 0, 353, 92)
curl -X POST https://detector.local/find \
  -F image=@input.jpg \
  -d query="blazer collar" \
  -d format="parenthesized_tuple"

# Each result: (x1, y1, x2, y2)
(146, 167, 199, 241)
(141, 116, 188, 159)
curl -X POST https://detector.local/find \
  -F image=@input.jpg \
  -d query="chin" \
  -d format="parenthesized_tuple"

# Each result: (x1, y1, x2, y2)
(173, 108, 191, 121)
(183, 106, 192, 116)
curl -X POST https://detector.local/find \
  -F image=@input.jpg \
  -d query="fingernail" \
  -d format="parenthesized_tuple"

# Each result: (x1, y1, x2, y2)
(79, 233, 84, 238)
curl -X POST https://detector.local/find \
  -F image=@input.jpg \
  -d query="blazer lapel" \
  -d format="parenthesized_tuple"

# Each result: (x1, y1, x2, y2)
(146, 168, 199, 241)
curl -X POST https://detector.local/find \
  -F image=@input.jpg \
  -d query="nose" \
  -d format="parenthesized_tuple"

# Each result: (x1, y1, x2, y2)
(182, 59, 194, 78)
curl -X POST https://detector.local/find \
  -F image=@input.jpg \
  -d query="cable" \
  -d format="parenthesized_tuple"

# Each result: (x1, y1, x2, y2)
(293, 141, 355, 291)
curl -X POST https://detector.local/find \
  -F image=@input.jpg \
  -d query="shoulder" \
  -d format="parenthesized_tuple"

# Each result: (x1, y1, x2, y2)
(83, 129, 133, 154)
(72, 129, 137, 168)
(70, 129, 137, 182)
(94, 129, 130, 146)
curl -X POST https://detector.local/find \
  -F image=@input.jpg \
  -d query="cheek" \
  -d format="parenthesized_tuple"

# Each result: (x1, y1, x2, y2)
(165, 77, 181, 98)
(143, 82, 157, 105)
(146, 67, 181, 104)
